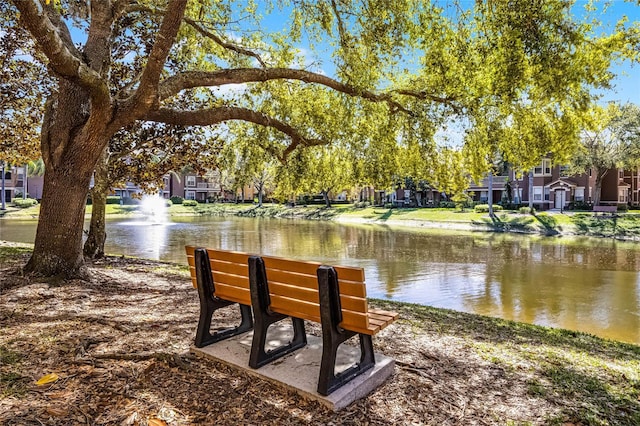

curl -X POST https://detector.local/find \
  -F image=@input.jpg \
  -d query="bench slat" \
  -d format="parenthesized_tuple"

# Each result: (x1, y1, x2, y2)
(213, 283, 251, 305)
(268, 282, 368, 313)
(269, 295, 371, 333)
(212, 272, 249, 289)
(368, 309, 400, 321)
(262, 256, 365, 282)
(210, 259, 248, 276)
(265, 269, 367, 298)
(207, 248, 252, 265)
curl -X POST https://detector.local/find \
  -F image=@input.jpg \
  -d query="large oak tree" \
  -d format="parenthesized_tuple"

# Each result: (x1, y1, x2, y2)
(8, 0, 637, 278)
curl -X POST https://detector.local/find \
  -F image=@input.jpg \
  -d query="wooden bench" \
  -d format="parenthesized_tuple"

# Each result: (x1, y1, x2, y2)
(593, 205, 618, 214)
(185, 246, 398, 395)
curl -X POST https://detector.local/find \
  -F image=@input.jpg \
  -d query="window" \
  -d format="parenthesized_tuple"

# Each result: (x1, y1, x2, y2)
(559, 165, 570, 177)
(186, 190, 196, 200)
(533, 159, 552, 176)
(544, 187, 550, 201)
(533, 186, 543, 201)
(619, 169, 624, 179)
(575, 187, 585, 202)
(186, 176, 196, 187)
(480, 191, 488, 202)
(619, 189, 627, 203)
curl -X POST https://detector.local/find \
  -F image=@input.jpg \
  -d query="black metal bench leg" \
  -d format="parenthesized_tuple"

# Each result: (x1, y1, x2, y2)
(317, 265, 376, 396)
(194, 248, 254, 348)
(248, 256, 307, 369)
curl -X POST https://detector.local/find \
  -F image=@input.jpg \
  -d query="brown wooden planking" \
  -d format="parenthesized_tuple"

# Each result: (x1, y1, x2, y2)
(267, 282, 367, 313)
(213, 283, 251, 305)
(186, 246, 397, 334)
(269, 295, 370, 333)
(211, 272, 250, 289)
(262, 256, 365, 282)
(207, 248, 251, 265)
(189, 267, 197, 288)
(264, 268, 367, 298)
(369, 309, 399, 320)
(209, 260, 248, 277)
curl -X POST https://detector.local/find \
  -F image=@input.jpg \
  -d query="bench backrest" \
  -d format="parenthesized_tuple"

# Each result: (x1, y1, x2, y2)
(186, 246, 373, 335)
(259, 255, 371, 335)
(186, 246, 252, 306)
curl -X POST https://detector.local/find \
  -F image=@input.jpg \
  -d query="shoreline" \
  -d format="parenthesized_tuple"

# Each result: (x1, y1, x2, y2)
(3, 203, 640, 241)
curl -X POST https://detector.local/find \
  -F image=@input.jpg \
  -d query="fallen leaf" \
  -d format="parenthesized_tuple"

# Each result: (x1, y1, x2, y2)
(147, 418, 167, 426)
(45, 407, 68, 417)
(121, 412, 138, 426)
(36, 373, 59, 386)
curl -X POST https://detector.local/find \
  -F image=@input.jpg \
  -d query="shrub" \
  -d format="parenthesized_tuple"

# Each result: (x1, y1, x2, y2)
(383, 202, 395, 209)
(618, 204, 629, 212)
(165, 199, 173, 207)
(183, 199, 198, 206)
(567, 201, 591, 211)
(474, 204, 503, 213)
(106, 196, 121, 204)
(439, 201, 456, 208)
(354, 201, 371, 208)
(519, 206, 534, 214)
(170, 196, 184, 205)
(13, 198, 38, 208)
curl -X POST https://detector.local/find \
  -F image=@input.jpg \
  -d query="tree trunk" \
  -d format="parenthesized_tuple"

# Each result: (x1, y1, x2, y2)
(1, 162, 5, 210)
(593, 169, 609, 206)
(594, 178, 603, 206)
(24, 165, 93, 279)
(84, 147, 110, 258)
(322, 190, 332, 207)
(528, 171, 534, 210)
(488, 172, 494, 218)
(23, 165, 27, 199)
(25, 81, 110, 278)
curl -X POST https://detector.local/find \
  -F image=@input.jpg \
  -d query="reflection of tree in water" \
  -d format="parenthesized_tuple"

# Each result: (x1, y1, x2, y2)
(468, 240, 640, 343)
(175, 217, 640, 343)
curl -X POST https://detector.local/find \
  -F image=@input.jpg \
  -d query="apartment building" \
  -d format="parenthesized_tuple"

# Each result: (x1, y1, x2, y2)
(468, 158, 630, 210)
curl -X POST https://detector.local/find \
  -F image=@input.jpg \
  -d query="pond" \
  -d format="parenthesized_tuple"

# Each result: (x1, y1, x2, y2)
(2, 215, 640, 345)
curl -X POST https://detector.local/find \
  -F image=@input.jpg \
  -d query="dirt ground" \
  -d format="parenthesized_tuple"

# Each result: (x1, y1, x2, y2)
(1, 249, 638, 425)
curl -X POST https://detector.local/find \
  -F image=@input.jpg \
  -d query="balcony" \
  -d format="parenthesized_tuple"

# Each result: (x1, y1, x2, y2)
(196, 182, 219, 191)
(468, 175, 508, 190)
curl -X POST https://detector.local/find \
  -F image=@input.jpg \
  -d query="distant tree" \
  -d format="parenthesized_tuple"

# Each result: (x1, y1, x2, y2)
(299, 145, 354, 208)
(430, 147, 470, 210)
(571, 104, 626, 206)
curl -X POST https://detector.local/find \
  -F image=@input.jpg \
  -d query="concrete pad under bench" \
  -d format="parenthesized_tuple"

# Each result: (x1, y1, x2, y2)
(190, 323, 395, 411)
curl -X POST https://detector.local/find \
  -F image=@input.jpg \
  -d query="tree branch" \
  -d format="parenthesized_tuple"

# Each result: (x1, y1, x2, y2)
(393, 89, 462, 113)
(145, 106, 328, 160)
(183, 17, 267, 67)
(11, 0, 104, 91)
(127, 0, 187, 114)
(158, 68, 415, 115)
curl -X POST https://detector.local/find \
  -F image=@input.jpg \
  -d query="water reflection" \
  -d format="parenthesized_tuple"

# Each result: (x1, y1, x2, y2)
(1, 216, 639, 344)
